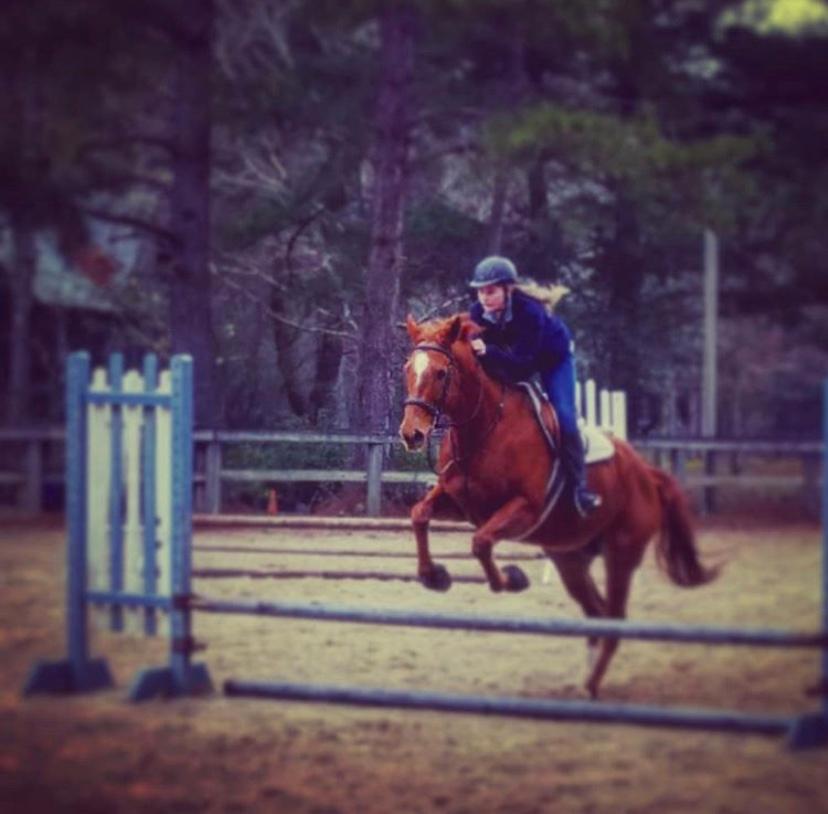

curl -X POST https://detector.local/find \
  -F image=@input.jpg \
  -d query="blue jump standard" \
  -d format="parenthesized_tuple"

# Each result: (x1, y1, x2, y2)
(24, 352, 214, 702)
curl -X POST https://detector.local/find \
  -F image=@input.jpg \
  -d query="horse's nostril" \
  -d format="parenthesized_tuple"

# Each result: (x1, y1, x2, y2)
(402, 428, 426, 450)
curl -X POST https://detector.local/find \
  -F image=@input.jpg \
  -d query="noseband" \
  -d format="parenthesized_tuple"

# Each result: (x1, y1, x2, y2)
(402, 343, 456, 427)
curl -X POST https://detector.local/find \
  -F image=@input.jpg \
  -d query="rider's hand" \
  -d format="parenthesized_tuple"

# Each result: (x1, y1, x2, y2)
(471, 338, 486, 355)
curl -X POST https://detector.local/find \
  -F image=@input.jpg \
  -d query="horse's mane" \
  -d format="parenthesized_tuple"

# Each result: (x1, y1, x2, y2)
(411, 312, 477, 344)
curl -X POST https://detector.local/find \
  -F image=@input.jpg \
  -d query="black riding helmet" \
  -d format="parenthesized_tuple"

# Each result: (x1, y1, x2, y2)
(469, 256, 518, 288)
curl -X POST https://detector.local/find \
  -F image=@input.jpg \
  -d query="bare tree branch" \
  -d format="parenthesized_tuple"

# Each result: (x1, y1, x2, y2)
(409, 296, 470, 325)
(215, 264, 355, 340)
(285, 206, 327, 278)
(78, 133, 175, 158)
(81, 206, 174, 243)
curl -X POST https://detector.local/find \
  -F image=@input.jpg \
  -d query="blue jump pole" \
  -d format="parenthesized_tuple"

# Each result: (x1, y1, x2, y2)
(193, 597, 827, 649)
(224, 680, 793, 738)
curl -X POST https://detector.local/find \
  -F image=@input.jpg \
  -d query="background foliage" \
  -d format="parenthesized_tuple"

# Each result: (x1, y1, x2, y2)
(1, 0, 826, 438)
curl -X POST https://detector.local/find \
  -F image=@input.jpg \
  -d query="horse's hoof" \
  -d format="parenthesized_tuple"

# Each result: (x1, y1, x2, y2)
(419, 563, 452, 592)
(503, 564, 530, 592)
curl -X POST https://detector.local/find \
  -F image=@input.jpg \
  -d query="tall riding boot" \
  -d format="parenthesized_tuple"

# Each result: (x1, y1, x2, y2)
(560, 430, 602, 517)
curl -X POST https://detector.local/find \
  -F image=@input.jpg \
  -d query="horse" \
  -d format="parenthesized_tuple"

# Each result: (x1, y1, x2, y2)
(398, 312, 717, 698)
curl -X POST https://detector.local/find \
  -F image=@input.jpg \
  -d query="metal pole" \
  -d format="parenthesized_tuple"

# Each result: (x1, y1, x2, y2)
(702, 229, 718, 438)
(702, 229, 719, 513)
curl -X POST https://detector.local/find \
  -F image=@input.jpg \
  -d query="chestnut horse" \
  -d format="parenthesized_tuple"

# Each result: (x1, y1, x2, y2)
(399, 313, 716, 698)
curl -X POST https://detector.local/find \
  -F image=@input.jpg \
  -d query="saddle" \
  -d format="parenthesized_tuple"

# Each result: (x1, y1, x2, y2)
(516, 380, 615, 464)
(513, 380, 614, 540)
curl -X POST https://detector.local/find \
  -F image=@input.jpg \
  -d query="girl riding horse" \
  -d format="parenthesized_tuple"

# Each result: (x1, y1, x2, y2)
(468, 255, 600, 517)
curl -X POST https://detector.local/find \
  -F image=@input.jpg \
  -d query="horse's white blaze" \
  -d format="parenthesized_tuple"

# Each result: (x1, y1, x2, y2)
(412, 351, 431, 390)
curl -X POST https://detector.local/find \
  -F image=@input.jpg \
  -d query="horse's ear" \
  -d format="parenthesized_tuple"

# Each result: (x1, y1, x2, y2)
(460, 320, 481, 341)
(445, 315, 463, 345)
(405, 314, 420, 343)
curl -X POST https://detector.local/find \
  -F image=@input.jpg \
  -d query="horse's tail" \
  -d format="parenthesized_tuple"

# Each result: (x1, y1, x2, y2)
(650, 467, 719, 587)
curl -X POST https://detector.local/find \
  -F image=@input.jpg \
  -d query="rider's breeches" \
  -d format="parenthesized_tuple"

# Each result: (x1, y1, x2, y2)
(540, 352, 579, 437)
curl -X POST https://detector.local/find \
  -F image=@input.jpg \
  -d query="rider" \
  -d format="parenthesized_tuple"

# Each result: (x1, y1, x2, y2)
(468, 255, 602, 517)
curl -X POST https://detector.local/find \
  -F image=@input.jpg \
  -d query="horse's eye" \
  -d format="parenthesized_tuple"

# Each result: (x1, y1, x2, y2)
(435, 369, 446, 381)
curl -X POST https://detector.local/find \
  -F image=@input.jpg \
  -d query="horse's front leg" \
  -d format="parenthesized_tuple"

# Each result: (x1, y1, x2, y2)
(471, 496, 535, 593)
(411, 483, 452, 592)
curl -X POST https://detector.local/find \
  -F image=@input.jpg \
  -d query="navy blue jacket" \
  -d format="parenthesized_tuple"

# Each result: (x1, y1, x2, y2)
(469, 289, 572, 383)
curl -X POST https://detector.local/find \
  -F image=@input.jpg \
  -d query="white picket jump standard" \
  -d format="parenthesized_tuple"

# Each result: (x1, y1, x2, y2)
(24, 352, 211, 699)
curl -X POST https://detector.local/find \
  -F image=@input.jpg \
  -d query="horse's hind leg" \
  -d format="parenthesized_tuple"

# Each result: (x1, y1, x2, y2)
(584, 537, 646, 699)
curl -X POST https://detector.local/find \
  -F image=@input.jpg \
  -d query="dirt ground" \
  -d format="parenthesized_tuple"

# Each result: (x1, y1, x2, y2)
(1, 516, 826, 814)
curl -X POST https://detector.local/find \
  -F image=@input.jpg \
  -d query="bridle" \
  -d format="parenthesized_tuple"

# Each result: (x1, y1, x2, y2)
(402, 342, 505, 478)
(402, 343, 457, 429)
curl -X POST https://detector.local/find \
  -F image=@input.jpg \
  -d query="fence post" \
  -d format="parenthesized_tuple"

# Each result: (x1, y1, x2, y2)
(670, 445, 686, 483)
(803, 453, 820, 518)
(703, 448, 717, 515)
(205, 438, 222, 515)
(22, 438, 42, 513)
(366, 441, 384, 517)
(193, 444, 206, 513)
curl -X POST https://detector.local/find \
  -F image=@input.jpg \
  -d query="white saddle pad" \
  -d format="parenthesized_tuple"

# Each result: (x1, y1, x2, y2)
(581, 423, 615, 465)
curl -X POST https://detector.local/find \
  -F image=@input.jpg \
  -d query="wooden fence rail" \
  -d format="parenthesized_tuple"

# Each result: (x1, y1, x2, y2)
(0, 427, 822, 517)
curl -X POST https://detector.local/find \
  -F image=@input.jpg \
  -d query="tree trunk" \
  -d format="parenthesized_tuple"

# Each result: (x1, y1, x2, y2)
(270, 288, 310, 418)
(4, 42, 41, 426)
(7, 218, 36, 425)
(600, 189, 645, 424)
(487, 165, 508, 254)
(353, 6, 416, 434)
(527, 157, 547, 221)
(166, 0, 220, 428)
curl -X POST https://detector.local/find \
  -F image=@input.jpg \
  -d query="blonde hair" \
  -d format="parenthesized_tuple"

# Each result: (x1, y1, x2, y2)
(515, 281, 571, 313)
